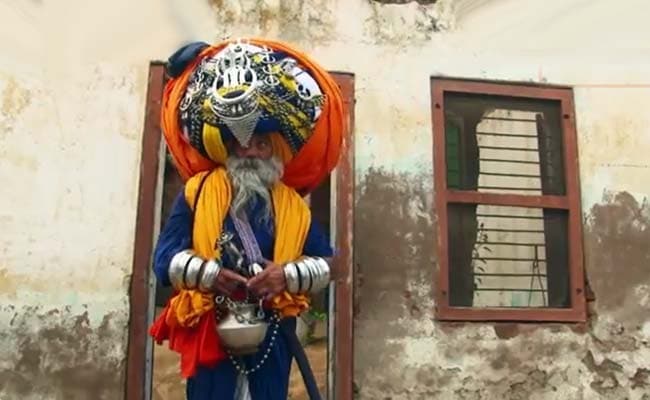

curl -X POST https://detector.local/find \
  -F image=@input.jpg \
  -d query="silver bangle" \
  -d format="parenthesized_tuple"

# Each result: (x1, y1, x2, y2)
(293, 259, 309, 293)
(300, 257, 331, 293)
(283, 263, 299, 293)
(304, 258, 323, 292)
(184, 256, 205, 289)
(169, 250, 194, 290)
(198, 260, 221, 293)
(295, 260, 305, 292)
(284, 257, 332, 294)
(305, 259, 317, 292)
(302, 258, 319, 293)
(315, 257, 331, 284)
(290, 263, 301, 293)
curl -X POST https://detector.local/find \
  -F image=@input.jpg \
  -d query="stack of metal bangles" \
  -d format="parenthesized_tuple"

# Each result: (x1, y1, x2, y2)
(169, 251, 331, 295)
(282, 257, 331, 294)
(169, 250, 221, 292)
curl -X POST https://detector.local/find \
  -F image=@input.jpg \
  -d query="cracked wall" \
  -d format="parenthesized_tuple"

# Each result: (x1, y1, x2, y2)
(0, 62, 147, 399)
(0, 305, 128, 399)
(1, 0, 650, 399)
(354, 174, 650, 399)
(0, 1, 156, 398)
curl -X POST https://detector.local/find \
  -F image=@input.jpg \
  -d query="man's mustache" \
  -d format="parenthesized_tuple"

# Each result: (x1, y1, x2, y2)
(237, 158, 264, 169)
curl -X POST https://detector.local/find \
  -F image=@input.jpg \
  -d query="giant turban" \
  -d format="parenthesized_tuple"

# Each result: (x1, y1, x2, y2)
(161, 38, 347, 194)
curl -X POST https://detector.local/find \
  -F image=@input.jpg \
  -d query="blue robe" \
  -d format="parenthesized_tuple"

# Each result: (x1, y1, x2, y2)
(153, 189, 333, 400)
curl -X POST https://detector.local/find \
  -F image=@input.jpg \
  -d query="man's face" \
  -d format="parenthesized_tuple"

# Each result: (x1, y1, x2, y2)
(232, 135, 273, 160)
(225, 134, 283, 219)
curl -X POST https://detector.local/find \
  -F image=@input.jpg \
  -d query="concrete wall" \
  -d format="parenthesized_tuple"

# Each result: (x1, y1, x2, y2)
(1, 0, 649, 399)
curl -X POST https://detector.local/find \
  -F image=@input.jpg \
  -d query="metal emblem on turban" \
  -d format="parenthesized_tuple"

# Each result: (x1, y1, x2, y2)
(179, 39, 326, 156)
(208, 42, 261, 147)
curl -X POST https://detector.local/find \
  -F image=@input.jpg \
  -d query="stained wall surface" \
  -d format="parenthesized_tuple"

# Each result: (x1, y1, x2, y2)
(1, 0, 649, 399)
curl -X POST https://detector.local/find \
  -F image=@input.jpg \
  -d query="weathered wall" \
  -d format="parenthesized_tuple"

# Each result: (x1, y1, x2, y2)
(1, 0, 649, 399)
(348, 1, 650, 398)
(0, 0, 209, 398)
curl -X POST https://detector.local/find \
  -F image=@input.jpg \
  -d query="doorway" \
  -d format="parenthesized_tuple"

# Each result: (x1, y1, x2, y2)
(126, 63, 355, 400)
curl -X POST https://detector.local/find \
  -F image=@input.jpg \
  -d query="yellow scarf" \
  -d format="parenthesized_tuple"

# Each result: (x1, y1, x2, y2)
(165, 167, 311, 328)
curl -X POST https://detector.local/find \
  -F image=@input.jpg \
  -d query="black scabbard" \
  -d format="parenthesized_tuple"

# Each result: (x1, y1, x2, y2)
(279, 318, 323, 400)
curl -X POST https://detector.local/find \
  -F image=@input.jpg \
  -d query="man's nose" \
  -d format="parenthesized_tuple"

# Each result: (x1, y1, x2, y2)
(240, 145, 260, 158)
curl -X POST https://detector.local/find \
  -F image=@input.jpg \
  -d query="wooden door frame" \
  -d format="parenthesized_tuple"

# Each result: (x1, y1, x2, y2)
(330, 72, 355, 400)
(126, 62, 165, 400)
(125, 62, 355, 400)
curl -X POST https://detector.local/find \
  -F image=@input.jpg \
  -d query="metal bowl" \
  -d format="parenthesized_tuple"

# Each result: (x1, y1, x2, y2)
(217, 303, 268, 355)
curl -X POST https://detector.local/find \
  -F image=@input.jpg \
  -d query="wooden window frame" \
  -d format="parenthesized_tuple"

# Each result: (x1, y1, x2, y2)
(431, 78, 586, 322)
(125, 63, 355, 400)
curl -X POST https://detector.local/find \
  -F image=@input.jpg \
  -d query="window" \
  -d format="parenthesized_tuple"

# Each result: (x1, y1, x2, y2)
(431, 78, 586, 322)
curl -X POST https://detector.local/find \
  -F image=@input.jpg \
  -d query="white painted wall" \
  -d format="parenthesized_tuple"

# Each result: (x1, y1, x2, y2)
(1, 0, 649, 398)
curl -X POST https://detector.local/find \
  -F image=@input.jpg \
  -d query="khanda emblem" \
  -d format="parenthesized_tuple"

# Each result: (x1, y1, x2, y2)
(208, 41, 262, 148)
(180, 39, 327, 157)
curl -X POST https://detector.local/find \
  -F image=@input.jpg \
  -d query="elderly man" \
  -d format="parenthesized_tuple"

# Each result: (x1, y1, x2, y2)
(150, 38, 346, 400)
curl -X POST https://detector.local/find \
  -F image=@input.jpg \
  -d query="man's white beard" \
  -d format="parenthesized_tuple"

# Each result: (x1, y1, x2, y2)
(226, 155, 283, 222)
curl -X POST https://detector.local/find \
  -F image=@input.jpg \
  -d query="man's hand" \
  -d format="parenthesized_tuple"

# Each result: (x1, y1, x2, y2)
(213, 268, 248, 296)
(247, 260, 287, 300)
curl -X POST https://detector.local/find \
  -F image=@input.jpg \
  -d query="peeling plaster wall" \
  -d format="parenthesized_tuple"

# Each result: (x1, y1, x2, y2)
(0, 1, 215, 399)
(1, 0, 650, 399)
(0, 63, 147, 398)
